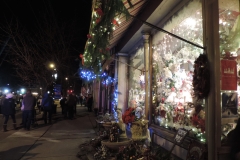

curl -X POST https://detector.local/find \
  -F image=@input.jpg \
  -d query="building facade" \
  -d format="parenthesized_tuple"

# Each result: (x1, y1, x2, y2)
(88, 0, 240, 159)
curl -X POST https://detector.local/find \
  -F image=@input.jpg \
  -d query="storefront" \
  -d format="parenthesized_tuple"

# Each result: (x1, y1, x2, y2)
(85, 0, 240, 159)
(117, 0, 240, 159)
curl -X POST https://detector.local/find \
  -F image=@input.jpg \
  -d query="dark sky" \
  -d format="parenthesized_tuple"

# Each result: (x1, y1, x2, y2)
(0, 0, 92, 88)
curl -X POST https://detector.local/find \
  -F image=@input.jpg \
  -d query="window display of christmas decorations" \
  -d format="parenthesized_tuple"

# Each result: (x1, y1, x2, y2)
(218, 0, 240, 144)
(128, 45, 145, 111)
(151, 1, 207, 142)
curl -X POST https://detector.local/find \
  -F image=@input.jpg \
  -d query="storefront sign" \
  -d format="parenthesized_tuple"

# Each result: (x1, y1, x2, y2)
(174, 128, 189, 144)
(221, 60, 237, 90)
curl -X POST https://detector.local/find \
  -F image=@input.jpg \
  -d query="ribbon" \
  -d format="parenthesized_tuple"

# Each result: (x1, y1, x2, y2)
(79, 54, 84, 65)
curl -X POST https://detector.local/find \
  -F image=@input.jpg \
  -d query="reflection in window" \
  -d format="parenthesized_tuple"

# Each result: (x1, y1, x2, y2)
(219, 0, 240, 145)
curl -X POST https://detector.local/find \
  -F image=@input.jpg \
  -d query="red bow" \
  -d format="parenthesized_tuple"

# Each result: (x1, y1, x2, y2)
(79, 54, 84, 65)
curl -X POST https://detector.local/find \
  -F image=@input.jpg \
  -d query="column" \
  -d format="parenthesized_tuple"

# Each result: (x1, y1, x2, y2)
(203, 0, 219, 159)
(93, 80, 100, 112)
(142, 32, 150, 120)
(117, 53, 128, 113)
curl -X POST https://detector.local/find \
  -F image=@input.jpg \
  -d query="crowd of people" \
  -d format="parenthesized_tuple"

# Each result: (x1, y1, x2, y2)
(0, 89, 94, 132)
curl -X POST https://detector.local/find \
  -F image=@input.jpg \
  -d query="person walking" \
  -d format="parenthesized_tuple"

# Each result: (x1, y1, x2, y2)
(60, 96, 67, 115)
(22, 89, 36, 131)
(0, 94, 6, 114)
(37, 95, 42, 114)
(20, 94, 26, 126)
(41, 92, 54, 124)
(79, 94, 83, 106)
(86, 94, 93, 112)
(1, 93, 17, 132)
(66, 93, 76, 119)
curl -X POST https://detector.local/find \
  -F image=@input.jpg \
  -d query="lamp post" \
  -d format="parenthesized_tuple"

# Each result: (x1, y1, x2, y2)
(49, 63, 55, 69)
(49, 63, 58, 81)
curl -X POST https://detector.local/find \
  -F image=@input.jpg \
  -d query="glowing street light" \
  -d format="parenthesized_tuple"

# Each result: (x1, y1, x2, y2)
(54, 73, 58, 79)
(49, 63, 55, 68)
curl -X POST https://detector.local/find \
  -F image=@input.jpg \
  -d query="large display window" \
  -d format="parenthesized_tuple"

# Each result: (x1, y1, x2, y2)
(219, 0, 240, 145)
(128, 45, 145, 117)
(151, 0, 205, 142)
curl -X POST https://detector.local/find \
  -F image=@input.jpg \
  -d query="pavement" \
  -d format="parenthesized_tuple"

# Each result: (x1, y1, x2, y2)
(0, 103, 98, 160)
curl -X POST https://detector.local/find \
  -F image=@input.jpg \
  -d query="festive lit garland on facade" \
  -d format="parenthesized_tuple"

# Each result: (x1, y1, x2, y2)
(83, 0, 131, 73)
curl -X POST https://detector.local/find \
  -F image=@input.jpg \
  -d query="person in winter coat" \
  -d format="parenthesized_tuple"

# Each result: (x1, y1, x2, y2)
(41, 92, 54, 124)
(60, 96, 67, 115)
(1, 93, 17, 132)
(0, 94, 6, 114)
(66, 93, 76, 119)
(86, 94, 93, 112)
(22, 89, 36, 131)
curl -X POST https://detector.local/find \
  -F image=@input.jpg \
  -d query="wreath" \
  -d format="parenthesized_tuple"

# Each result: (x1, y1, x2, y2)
(192, 54, 210, 100)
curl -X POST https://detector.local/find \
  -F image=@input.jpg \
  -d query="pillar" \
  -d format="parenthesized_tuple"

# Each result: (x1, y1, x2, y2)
(142, 32, 150, 120)
(117, 53, 128, 113)
(203, 0, 220, 159)
(93, 80, 100, 112)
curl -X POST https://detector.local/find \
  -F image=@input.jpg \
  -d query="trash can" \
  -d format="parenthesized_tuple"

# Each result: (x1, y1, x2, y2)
(52, 104, 57, 114)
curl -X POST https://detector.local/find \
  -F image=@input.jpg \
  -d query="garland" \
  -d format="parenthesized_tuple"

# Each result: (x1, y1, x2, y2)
(192, 54, 210, 100)
(83, 0, 131, 73)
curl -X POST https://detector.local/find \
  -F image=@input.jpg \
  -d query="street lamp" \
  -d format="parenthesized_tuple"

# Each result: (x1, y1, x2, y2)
(49, 63, 55, 68)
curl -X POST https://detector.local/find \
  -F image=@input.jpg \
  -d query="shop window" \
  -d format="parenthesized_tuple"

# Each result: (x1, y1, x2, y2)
(219, 0, 240, 145)
(152, 0, 205, 142)
(128, 45, 145, 117)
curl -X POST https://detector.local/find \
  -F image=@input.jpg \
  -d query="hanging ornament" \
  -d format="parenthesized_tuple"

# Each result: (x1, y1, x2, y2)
(87, 34, 92, 39)
(79, 54, 84, 65)
(139, 74, 145, 83)
(106, 48, 110, 51)
(95, 8, 103, 16)
(112, 19, 119, 27)
(139, 74, 145, 89)
(96, 18, 101, 24)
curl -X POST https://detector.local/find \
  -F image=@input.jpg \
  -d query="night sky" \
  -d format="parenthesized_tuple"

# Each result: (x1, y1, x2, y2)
(0, 0, 92, 89)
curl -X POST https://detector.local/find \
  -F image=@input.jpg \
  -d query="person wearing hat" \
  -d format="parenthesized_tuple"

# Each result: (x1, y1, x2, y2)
(1, 93, 17, 132)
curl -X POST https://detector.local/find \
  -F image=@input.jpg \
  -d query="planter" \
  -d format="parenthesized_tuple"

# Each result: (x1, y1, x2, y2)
(102, 123, 112, 130)
(130, 120, 149, 139)
(101, 138, 132, 151)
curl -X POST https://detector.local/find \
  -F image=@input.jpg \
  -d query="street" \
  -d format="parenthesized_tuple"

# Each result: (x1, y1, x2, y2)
(0, 104, 97, 160)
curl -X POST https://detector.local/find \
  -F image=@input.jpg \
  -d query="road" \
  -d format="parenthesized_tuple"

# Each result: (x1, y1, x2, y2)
(0, 104, 97, 160)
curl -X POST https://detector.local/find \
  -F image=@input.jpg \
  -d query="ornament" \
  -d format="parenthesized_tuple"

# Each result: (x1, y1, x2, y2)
(95, 8, 103, 16)
(112, 19, 119, 27)
(87, 34, 92, 39)
(96, 18, 101, 24)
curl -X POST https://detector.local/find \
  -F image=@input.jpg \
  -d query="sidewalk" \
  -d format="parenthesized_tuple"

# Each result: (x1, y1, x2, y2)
(0, 104, 97, 160)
